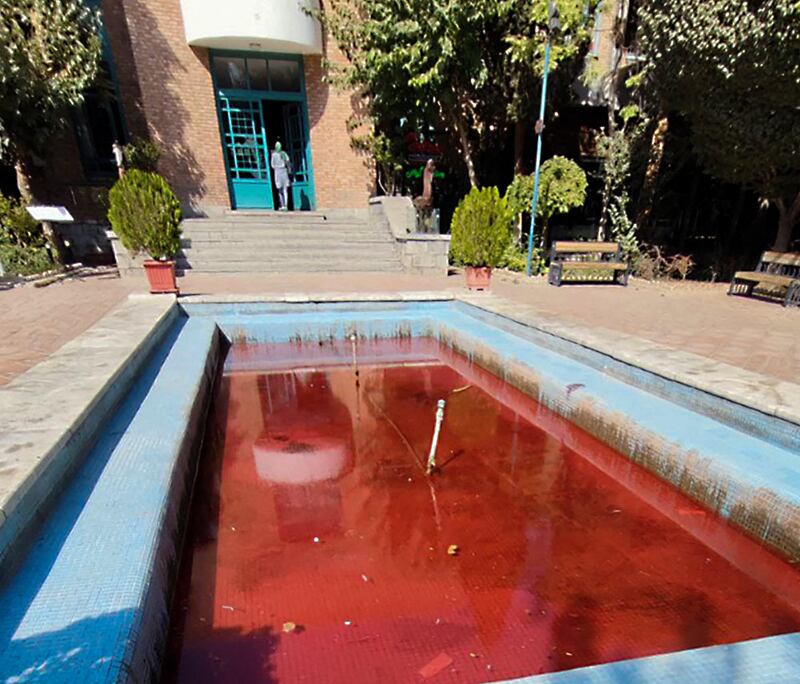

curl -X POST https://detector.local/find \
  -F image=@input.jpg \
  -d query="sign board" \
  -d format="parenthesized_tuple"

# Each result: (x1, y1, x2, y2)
(26, 206, 74, 223)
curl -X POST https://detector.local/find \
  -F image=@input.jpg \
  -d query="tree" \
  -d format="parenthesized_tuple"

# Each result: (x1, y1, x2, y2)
(536, 155, 587, 246)
(0, 0, 102, 201)
(639, 0, 800, 251)
(319, 0, 597, 187)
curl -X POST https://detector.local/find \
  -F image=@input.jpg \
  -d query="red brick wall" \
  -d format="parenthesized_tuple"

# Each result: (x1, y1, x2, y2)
(115, 0, 229, 215)
(304, 43, 374, 208)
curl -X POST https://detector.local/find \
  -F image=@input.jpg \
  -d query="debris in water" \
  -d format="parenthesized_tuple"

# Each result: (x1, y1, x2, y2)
(419, 652, 453, 678)
(313, 536, 320, 543)
(344, 620, 353, 626)
(230, 526, 236, 531)
(361, 574, 370, 583)
(282, 621, 298, 633)
(565, 652, 574, 656)
(447, 544, 460, 556)
(469, 652, 479, 659)
(566, 383, 585, 398)
(221, 605, 235, 612)
(450, 384, 472, 394)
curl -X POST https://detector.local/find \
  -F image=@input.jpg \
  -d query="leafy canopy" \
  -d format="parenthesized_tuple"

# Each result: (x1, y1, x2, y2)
(639, 0, 800, 204)
(108, 171, 183, 260)
(537, 156, 588, 221)
(320, 0, 597, 184)
(0, 0, 102, 165)
(450, 186, 513, 267)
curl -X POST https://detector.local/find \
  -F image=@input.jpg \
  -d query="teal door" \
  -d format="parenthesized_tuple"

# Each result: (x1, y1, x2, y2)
(212, 50, 316, 211)
(218, 96, 273, 209)
(283, 103, 312, 210)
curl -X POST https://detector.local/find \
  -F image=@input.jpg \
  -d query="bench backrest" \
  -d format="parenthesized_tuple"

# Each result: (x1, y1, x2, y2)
(552, 241, 620, 254)
(758, 251, 800, 276)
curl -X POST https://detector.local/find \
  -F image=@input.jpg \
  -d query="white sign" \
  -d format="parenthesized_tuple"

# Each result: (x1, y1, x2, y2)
(26, 206, 74, 223)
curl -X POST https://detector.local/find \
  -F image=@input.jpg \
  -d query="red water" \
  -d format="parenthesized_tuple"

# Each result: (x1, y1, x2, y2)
(162, 338, 800, 683)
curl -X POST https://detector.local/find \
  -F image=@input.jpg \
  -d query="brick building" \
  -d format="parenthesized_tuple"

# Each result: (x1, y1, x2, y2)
(34, 0, 373, 221)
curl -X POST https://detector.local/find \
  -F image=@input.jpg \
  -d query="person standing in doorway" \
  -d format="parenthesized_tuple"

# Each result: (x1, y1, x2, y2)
(271, 142, 292, 211)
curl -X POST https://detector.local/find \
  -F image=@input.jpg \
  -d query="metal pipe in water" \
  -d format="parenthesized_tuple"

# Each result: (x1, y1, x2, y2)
(350, 334, 360, 388)
(427, 399, 446, 475)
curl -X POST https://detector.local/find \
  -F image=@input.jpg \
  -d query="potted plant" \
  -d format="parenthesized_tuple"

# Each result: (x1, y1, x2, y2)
(450, 186, 513, 290)
(107, 169, 182, 294)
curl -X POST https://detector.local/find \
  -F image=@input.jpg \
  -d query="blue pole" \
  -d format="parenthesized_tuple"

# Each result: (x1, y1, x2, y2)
(526, 38, 553, 277)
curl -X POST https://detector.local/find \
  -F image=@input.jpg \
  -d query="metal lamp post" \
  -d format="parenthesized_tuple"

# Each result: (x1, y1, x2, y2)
(526, 2, 560, 277)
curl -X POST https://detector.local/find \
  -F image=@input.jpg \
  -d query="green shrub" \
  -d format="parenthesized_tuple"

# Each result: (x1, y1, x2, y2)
(0, 243, 54, 276)
(449, 186, 513, 268)
(124, 138, 162, 172)
(0, 194, 44, 248)
(499, 243, 545, 275)
(504, 174, 535, 218)
(107, 170, 182, 260)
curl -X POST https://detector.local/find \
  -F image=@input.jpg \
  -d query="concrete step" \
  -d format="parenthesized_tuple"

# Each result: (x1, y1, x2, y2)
(177, 260, 404, 273)
(181, 241, 398, 254)
(181, 230, 384, 242)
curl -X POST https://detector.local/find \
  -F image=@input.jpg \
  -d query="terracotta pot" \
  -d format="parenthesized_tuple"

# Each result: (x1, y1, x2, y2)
(465, 266, 492, 291)
(143, 260, 179, 294)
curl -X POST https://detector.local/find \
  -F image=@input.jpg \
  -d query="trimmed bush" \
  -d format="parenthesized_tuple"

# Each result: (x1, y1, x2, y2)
(107, 170, 182, 260)
(449, 186, 513, 268)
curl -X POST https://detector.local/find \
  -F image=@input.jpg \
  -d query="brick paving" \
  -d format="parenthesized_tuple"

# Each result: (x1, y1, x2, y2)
(1, 270, 797, 387)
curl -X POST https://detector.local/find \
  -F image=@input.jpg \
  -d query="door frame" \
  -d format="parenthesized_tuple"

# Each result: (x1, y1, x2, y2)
(210, 49, 317, 210)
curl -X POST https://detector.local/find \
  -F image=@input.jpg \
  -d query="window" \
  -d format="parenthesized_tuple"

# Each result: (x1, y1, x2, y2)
(268, 59, 301, 92)
(73, 59, 127, 182)
(212, 54, 303, 93)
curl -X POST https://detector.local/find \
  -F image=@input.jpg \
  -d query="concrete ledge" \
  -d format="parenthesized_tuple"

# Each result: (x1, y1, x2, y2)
(458, 293, 800, 429)
(0, 295, 177, 575)
(0, 316, 221, 683)
(503, 633, 800, 684)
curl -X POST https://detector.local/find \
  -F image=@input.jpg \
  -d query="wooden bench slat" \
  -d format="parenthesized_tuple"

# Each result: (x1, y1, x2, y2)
(762, 252, 800, 267)
(734, 271, 796, 287)
(553, 241, 620, 254)
(561, 261, 628, 271)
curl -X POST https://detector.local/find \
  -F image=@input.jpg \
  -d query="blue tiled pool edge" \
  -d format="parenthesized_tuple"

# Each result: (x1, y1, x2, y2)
(0, 300, 180, 580)
(0, 314, 221, 683)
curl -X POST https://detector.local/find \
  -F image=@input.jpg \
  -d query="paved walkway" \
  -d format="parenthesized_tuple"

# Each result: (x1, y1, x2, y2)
(1, 270, 797, 387)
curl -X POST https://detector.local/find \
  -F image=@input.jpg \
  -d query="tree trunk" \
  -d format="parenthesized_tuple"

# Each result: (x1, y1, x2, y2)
(15, 157, 68, 266)
(15, 158, 35, 203)
(513, 120, 527, 176)
(450, 106, 479, 188)
(773, 192, 800, 252)
(637, 105, 669, 238)
(597, 174, 612, 241)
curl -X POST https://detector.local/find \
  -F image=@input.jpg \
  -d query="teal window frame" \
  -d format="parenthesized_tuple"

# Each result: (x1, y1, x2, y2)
(210, 49, 316, 210)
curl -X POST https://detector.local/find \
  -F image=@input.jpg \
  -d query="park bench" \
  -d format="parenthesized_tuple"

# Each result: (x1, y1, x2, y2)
(728, 251, 800, 307)
(548, 241, 630, 287)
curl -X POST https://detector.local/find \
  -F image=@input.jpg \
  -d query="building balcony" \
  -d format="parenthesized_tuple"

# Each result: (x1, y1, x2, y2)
(179, 0, 322, 55)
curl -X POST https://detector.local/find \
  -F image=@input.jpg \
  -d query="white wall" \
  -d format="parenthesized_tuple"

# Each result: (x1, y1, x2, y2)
(179, 0, 322, 54)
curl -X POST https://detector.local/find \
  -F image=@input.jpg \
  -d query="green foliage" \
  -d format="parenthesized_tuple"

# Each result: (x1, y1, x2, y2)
(107, 170, 183, 260)
(639, 0, 800, 205)
(0, 0, 101, 174)
(350, 130, 404, 195)
(0, 193, 52, 275)
(0, 194, 43, 247)
(537, 156, 588, 222)
(504, 174, 535, 218)
(0, 243, 53, 276)
(124, 138, 162, 172)
(450, 186, 513, 268)
(499, 242, 545, 274)
(318, 0, 598, 184)
(608, 194, 640, 260)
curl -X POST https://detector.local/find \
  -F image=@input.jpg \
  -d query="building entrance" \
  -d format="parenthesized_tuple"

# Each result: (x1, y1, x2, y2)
(212, 51, 315, 211)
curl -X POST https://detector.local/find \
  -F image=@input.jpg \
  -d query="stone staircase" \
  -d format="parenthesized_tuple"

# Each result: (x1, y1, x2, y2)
(176, 210, 404, 273)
